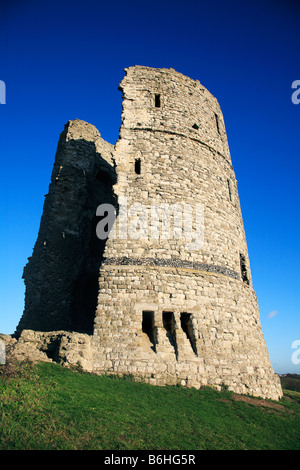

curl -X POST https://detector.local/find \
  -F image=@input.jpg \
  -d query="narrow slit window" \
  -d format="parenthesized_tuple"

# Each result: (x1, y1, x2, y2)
(180, 313, 197, 355)
(155, 94, 161, 108)
(142, 311, 156, 352)
(135, 158, 141, 175)
(240, 253, 250, 285)
(215, 113, 220, 134)
(227, 178, 232, 202)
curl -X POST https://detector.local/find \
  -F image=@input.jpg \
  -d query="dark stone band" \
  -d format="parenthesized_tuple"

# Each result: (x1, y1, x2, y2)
(103, 257, 240, 280)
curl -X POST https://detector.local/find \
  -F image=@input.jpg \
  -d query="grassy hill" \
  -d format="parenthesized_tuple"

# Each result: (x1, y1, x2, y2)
(0, 360, 300, 450)
(280, 374, 300, 393)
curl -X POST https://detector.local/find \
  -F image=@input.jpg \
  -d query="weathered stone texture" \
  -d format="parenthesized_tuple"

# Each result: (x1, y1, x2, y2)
(17, 119, 116, 334)
(15, 66, 282, 400)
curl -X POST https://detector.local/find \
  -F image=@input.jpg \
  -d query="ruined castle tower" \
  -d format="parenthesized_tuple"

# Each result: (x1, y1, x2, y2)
(16, 66, 282, 400)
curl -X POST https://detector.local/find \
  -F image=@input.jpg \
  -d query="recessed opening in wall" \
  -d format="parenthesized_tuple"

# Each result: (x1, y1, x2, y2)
(162, 311, 178, 358)
(135, 158, 141, 175)
(71, 273, 99, 334)
(240, 253, 250, 285)
(142, 311, 156, 352)
(192, 123, 199, 130)
(215, 113, 220, 134)
(180, 313, 197, 355)
(227, 179, 232, 202)
(155, 94, 161, 108)
(44, 337, 61, 361)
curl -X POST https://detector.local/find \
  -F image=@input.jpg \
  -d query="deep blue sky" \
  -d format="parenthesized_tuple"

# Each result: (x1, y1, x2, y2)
(0, 0, 299, 373)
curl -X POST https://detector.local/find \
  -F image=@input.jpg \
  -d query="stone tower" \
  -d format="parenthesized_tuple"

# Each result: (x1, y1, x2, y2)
(16, 66, 282, 400)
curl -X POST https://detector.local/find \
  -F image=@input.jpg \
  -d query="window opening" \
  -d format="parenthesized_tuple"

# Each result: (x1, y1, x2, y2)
(215, 113, 220, 134)
(135, 158, 141, 175)
(155, 94, 161, 108)
(180, 313, 197, 355)
(227, 179, 232, 202)
(162, 311, 178, 358)
(240, 253, 250, 285)
(142, 311, 156, 352)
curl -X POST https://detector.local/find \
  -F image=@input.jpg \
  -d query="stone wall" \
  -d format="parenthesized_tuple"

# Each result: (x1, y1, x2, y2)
(93, 264, 281, 398)
(105, 67, 251, 279)
(16, 120, 116, 334)
(93, 66, 281, 399)
(15, 66, 283, 400)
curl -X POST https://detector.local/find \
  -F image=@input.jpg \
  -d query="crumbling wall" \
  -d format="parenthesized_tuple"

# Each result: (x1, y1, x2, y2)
(15, 67, 283, 400)
(92, 66, 282, 400)
(16, 120, 116, 335)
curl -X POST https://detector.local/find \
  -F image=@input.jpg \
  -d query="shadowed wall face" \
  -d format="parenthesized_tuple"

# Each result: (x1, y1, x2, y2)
(16, 120, 116, 335)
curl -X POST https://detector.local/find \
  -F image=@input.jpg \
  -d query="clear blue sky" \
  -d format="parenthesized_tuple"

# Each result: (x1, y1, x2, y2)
(0, 0, 299, 374)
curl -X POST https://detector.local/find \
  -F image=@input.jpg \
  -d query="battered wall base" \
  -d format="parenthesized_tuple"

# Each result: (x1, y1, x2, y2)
(14, 328, 282, 401)
(12, 263, 283, 401)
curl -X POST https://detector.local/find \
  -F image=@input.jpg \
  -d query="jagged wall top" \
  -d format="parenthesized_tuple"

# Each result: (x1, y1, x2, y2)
(118, 66, 231, 163)
(58, 119, 115, 169)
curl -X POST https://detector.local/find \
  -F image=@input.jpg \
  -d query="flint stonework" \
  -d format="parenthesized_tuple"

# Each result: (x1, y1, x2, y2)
(16, 66, 282, 400)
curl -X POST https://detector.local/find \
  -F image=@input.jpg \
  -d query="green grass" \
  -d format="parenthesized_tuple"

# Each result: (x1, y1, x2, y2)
(0, 360, 300, 450)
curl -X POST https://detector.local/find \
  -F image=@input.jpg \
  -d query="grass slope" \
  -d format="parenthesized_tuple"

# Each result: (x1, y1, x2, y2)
(0, 361, 300, 450)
